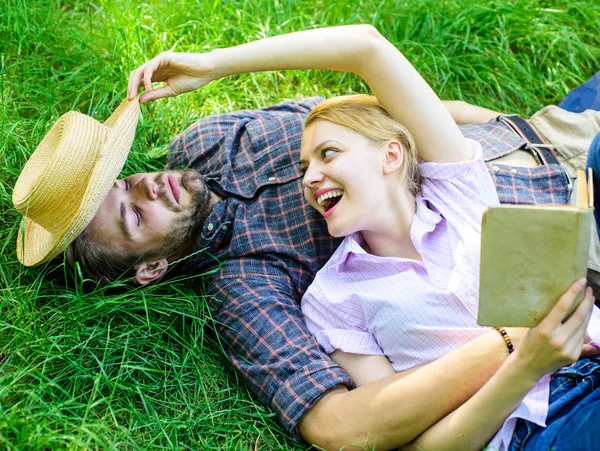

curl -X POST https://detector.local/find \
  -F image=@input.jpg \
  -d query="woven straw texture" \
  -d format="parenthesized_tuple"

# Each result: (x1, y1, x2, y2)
(13, 98, 140, 266)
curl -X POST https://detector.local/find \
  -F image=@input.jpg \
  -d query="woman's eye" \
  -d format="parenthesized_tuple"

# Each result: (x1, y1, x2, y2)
(322, 148, 337, 158)
(125, 180, 130, 190)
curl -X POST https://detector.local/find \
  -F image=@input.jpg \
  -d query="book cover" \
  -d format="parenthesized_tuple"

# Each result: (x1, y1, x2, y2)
(477, 169, 594, 327)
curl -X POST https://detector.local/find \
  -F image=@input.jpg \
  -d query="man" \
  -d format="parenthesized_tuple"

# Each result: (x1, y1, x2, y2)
(13, 45, 600, 451)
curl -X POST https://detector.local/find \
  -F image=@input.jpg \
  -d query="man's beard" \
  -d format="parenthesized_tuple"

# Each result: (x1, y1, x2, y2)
(151, 170, 212, 260)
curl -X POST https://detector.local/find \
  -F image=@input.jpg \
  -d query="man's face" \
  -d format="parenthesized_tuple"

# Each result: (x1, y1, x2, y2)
(86, 170, 211, 261)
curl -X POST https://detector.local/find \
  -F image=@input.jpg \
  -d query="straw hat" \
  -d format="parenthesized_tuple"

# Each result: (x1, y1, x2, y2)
(13, 98, 140, 266)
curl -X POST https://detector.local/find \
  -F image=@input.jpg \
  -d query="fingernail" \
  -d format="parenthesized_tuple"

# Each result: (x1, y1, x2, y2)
(578, 278, 587, 288)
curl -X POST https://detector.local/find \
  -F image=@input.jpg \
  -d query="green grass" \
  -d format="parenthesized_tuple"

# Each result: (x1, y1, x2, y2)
(1, 0, 600, 449)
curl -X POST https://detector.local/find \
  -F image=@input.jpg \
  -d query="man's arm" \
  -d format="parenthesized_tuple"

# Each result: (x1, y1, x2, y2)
(442, 100, 503, 124)
(206, 270, 353, 440)
(208, 263, 513, 448)
(298, 329, 512, 450)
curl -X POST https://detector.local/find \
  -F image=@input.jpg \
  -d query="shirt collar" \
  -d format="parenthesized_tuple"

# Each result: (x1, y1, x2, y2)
(195, 197, 234, 251)
(410, 193, 442, 256)
(336, 195, 442, 262)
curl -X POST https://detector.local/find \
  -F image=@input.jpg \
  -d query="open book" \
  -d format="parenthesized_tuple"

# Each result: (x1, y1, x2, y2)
(478, 169, 594, 327)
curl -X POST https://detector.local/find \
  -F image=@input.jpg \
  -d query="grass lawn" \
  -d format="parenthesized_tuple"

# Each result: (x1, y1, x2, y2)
(2, 0, 600, 449)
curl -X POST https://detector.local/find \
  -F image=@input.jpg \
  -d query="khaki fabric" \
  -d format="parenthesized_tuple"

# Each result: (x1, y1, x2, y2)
(530, 106, 600, 274)
(531, 106, 600, 178)
(569, 179, 600, 273)
(485, 106, 600, 274)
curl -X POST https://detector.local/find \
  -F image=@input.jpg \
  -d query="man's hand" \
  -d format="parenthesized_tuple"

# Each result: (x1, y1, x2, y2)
(127, 51, 218, 103)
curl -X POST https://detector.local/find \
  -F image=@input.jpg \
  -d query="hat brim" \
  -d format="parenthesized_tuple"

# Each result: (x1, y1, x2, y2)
(16, 98, 140, 266)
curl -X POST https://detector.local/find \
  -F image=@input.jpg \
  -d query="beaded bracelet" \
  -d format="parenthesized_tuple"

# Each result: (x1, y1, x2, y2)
(493, 327, 514, 354)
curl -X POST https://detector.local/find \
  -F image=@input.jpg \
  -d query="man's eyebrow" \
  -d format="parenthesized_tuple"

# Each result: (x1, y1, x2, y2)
(299, 140, 341, 167)
(119, 201, 132, 239)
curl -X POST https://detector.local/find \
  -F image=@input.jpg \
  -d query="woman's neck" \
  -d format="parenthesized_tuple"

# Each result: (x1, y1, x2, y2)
(361, 187, 422, 261)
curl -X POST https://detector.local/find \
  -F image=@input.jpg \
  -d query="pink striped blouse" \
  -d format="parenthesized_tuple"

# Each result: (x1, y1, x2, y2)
(301, 140, 600, 450)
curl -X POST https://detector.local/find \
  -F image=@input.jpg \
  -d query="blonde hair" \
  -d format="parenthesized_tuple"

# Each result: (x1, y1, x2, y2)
(305, 94, 420, 196)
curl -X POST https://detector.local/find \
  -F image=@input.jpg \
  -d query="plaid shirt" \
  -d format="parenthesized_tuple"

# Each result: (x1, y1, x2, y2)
(167, 98, 570, 440)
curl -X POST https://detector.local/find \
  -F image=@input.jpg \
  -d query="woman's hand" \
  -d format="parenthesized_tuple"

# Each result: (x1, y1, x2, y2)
(399, 278, 596, 451)
(127, 51, 219, 103)
(510, 278, 596, 381)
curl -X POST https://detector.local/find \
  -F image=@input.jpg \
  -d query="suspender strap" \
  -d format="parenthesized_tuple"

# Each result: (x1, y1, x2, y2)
(497, 114, 561, 166)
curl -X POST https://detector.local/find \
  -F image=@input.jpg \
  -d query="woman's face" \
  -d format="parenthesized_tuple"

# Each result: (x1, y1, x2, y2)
(300, 119, 390, 237)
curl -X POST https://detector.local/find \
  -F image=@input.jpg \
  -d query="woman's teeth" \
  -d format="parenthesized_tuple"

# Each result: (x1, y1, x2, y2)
(317, 190, 344, 211)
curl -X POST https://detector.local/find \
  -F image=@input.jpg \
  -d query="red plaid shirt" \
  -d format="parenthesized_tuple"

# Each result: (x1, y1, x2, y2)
(167, 98, 570, 440)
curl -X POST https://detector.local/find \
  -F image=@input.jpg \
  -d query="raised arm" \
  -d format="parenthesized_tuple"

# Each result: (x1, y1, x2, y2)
(128, 25, 470, 162)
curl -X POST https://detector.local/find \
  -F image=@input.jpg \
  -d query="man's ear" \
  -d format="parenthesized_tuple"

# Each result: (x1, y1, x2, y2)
(383, 141, 404, 175)
(134, 258, 169, 285)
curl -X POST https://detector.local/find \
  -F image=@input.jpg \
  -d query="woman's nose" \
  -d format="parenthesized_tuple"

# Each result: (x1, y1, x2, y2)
(302, 164, 324, 189)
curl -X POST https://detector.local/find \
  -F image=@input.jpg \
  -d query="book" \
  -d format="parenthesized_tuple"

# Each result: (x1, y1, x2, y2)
(477, 169, 594, 327)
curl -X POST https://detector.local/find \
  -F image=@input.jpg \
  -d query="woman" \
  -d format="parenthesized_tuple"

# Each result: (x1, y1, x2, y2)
(127, 25, 600, 450)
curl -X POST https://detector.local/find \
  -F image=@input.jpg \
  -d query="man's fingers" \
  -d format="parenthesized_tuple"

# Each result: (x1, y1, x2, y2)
(540, 278, 587, 327)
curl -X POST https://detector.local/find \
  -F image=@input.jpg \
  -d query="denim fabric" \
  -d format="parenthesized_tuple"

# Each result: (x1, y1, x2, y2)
(586, 132, 600, 240)
(507, 358, 600, 450)
(559, 71, 600, 113)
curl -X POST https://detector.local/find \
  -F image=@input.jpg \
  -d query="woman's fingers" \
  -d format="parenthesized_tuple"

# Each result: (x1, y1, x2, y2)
(127, 52, 212, 101)
(539, 278, 587, 328)
(561, 287, 594, 335)
(128, 54, 165, 100)
(143, 66, 153, 95)
(139, 84, 176, 104)
(559, 287, 595, 356)
(582, 343, 600, 357)
(128, 66, 146, 100)
(515, 281, 595, 377)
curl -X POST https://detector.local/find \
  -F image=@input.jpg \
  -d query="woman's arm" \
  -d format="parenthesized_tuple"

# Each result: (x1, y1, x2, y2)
(128, 25, 471, 162)
(399, 280, 596, 451)
(306, 280, 597, 451)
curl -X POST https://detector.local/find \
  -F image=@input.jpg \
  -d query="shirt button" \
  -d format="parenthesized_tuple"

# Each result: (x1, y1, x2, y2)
(268, 176, 276, 181)
(207, 223, 214, 231)
(492, 165, 500, 173)
(222, 225, 228, 231)
(511, 168, 518, 174)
